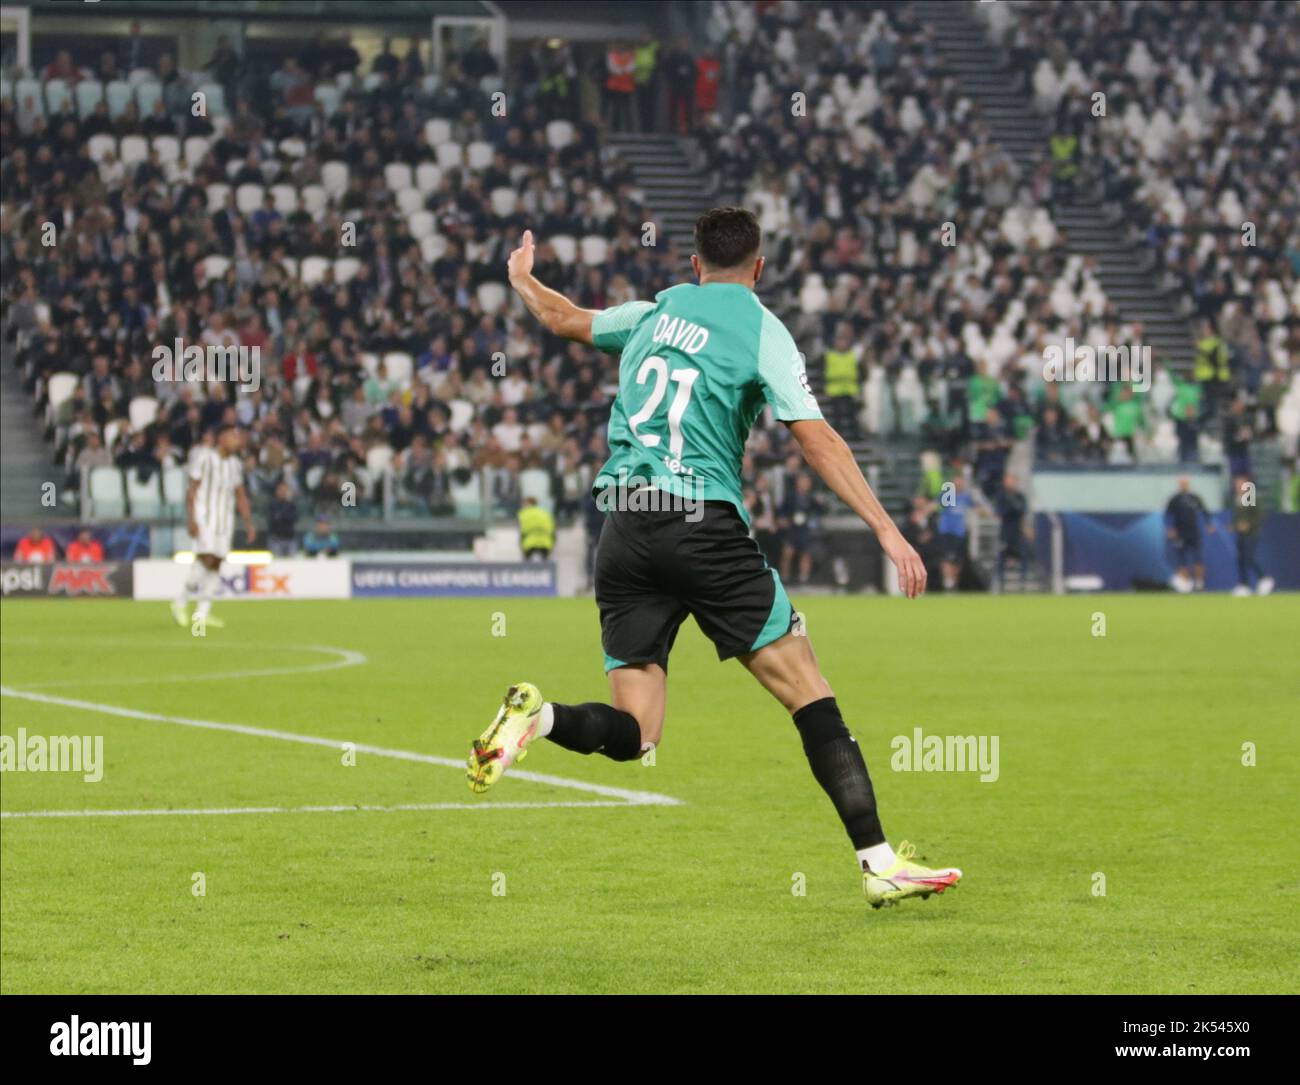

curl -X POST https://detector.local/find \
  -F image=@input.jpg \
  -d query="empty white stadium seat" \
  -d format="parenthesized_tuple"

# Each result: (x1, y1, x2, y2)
(270, 184, 299, 213)
(128, 396, 159, 431)
(182, 135, 210, 167)
(448, 399, 474, 433)
(396, 188, 424, 215)
(435, 142, 463, 170)
(87, 133, 117, 163)
(205, 182, 232, 212)
(419, 234, 446, 262)
(105, 80, 132, 118)
(300, 184, 327, 219)
(75, 80, 104, 117)
(134, 82, 162, 117)
(489, 186, 516, 216)
(384, 162, 413, 191)
(46, 372, 79, 425)
(424, 118, 452, 146)
(14, 79, 43, 117)
(202, 254, 230, 281)
(321, 160, 349, 198)
(152, 135, 180, 164)
(519, 468, 553, 512)
(44, 78, 73, 115)
(235, 183, 265, 213)
(89, 466, 125, 519)
(550, 235, 577, 265)
(334, 257, 360, 283)
(300, 256, 330, 285)
(545, 120, 574, 149)
(382, 352, 414, 387)
(161, 466, 187, 512)
(579, 236, 609, 265)
(408, 210, 435, 239)
(314, 84, 341, 117)
(119, 135, 149, 165)
(126, 469, 162, 518)
(195, 82, 226, 116)
(365, 445, 393, 476)
(476, 281, 507, 314)
(415, 162, 442, 194)
(466, 141, 493, 170)
(450, 470, 482, 519)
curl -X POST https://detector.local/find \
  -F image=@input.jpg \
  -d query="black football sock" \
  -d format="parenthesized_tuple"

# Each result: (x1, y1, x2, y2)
(547, 702, 644, 762)
(792, 697, 885, 850)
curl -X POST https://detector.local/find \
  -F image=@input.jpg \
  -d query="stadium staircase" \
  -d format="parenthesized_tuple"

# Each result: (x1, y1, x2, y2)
(0, 346, 54, 519)
(606, 132, 728, 269)
(916, 0, 1199, 376)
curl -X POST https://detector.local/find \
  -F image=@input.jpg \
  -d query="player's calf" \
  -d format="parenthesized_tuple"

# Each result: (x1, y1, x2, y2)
(544, 701, 645, 760)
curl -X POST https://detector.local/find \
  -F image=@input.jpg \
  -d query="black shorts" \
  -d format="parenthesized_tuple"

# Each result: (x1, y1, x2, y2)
(1000, 534, 1029, 560)
(937, 532, 966, 564)
(1174, 536, 1202, 566)
(594, 502, 795, 672)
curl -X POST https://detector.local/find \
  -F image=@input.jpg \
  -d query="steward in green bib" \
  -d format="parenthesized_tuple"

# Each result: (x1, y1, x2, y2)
(518, 497, 556, 560)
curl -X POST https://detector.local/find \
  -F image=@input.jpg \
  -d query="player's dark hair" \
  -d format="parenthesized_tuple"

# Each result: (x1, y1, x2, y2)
(694, 207, 761, 270)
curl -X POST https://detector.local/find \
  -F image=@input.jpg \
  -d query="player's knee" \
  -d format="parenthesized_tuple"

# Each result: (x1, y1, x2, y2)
(601, 707, 650, 761)
(779, 666, 833, 715)
(624, 709, 663, 751)
(609, 694, 663, 749)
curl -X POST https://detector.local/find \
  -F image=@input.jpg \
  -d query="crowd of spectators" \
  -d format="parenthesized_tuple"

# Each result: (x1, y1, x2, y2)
(694, 0, 1108, 578)
(2, 31, 681, 539)
(989, 0, 1298, 381)
(701, 0, 1298, 583)
(3, 3, 1296, 589)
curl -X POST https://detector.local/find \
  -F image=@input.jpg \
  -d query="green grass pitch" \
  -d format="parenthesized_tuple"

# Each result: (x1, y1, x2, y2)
(1, 594, 1297, 994)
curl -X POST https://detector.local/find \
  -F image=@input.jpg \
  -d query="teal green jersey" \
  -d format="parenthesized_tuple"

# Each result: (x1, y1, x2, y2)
(589, 282, 822, 522)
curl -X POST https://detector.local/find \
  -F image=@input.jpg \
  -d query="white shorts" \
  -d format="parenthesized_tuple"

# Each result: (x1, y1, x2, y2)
(193, 521, 233, 559)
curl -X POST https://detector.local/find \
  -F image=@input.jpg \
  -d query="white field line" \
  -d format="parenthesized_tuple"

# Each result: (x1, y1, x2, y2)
(1, 801, 640, 820)
(3, 644, 368, 690)
(0, 686, 682, 810)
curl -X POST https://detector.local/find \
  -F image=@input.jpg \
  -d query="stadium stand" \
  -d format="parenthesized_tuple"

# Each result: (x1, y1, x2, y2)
(1, 0, 1294, 587)
(684, 0, 1296, 585)
(2, 32, 680, 530)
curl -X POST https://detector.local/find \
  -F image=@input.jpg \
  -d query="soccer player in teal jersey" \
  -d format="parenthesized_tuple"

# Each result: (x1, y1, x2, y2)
(467, 209, 961, 909)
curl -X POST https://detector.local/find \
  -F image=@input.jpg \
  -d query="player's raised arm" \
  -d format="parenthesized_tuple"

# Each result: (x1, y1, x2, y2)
(506, 230, 598, 344)
(786, 418, 928, 599)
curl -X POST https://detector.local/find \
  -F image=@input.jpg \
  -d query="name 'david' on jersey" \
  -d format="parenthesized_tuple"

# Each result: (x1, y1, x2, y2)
(651, 315, 710, 354)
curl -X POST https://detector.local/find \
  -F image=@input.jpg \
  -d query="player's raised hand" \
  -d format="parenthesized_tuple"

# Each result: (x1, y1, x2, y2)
(507, 230, 536, 283)
(883, 530, 927, 599)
